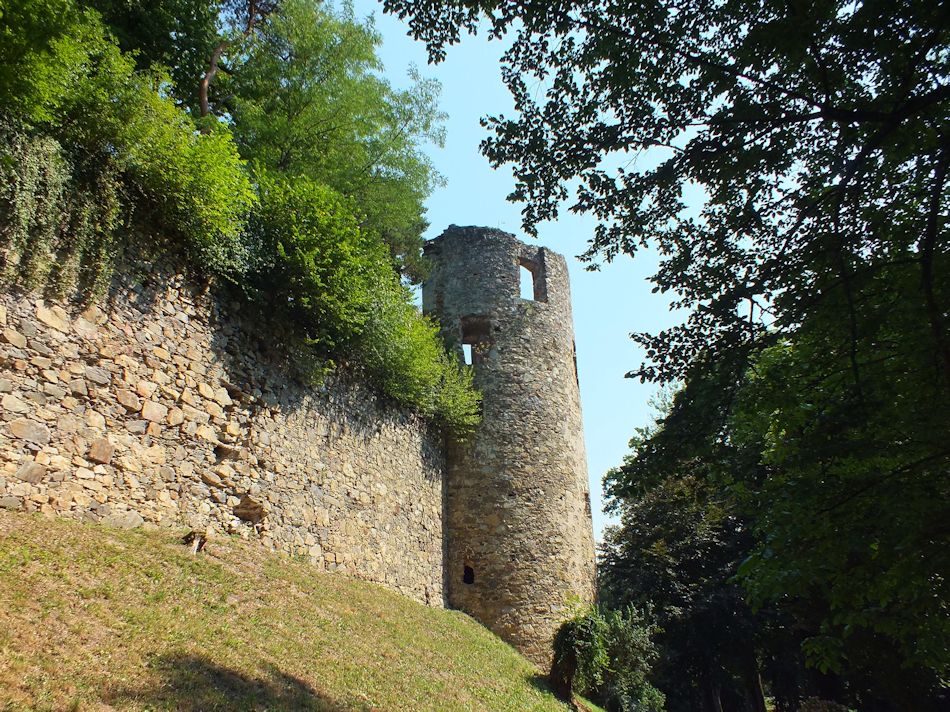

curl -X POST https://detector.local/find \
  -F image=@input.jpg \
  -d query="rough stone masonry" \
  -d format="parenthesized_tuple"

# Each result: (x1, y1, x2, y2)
(423, 226, 597, 668)
(0, 246, 445, 606)
(0, 227, 597, 669)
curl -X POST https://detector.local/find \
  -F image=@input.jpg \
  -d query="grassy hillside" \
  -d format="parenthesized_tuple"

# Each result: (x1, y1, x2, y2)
(0, 512, 593, 711)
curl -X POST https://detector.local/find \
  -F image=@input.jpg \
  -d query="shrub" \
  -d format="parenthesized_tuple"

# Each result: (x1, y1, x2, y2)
(0, 123, 121, 301)
(551, 606, 665, 712)
(249, 173, 382, 350)
(0, 0, 255, 280)
(359, 280, 481, 431)
(116, 91, 255, 278)
(249, 171, 480, 432)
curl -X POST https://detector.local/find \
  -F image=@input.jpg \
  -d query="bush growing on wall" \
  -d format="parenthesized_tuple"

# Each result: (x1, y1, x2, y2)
(248, 171, 480, 431)
(358, 282, 481, 430)
(0, 0, 255, 283)
(0, 127, 122, 300)
(0, 0, 480, 433)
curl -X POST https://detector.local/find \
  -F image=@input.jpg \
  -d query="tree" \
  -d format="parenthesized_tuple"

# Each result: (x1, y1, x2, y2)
(78, 0, 221, 112)
(0, 0, 479, 431)
(600, 401, 770, 712)
(232, 0, 445, 281)
(382, 0, 950, 690)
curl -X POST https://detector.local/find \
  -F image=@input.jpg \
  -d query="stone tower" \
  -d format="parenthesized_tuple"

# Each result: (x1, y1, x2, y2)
(422, 225, 597, 668)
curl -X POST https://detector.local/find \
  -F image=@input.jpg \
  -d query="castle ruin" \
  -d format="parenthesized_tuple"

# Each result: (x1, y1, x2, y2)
(0, 225, 596, 671)
(423, 225, 597, 667)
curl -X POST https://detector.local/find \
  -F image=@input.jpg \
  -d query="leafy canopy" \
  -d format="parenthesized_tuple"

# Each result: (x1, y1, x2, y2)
(232, 0, 445, 281)
(383, 0, 950, 696)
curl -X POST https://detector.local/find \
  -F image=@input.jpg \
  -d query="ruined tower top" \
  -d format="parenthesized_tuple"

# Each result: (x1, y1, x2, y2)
(422, 225, 571, 316)
(423, 225, 597, 668)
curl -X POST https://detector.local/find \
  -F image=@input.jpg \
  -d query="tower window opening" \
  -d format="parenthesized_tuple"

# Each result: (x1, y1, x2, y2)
(518, 257, 547, 302)
(519, 264, 534, 300)
(463, 565, 475, 585)
(460, 315, 493, 367)
(572, 340, 579, 386)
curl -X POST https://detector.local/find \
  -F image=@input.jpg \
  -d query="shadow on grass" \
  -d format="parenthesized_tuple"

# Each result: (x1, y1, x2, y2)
(526, 673, 553, 694)
(107, 653, 366, 711)
(526, 672, 603, 712)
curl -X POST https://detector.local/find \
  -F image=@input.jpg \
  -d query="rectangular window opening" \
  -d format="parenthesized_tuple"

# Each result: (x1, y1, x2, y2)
(460, 315, 493, 366)
(519, 264, 535, 300)
(518, 257, 546, 302)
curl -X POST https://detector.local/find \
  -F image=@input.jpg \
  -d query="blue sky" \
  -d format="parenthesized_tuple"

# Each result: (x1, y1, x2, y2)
(349, 1, 679, 539)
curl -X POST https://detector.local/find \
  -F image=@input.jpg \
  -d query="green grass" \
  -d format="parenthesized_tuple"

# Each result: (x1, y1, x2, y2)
(0, 511, 605, 711)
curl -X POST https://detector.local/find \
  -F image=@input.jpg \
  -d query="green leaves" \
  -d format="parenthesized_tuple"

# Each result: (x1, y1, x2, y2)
(231, 0, 445, 283)
(251, 172, 377, 350)
(387, 0, 949, 703)
(552, 604, 665, 711)
(249, 170, 480, 433)
(0, 0, 479, 432)
(0, 0, 255, 279)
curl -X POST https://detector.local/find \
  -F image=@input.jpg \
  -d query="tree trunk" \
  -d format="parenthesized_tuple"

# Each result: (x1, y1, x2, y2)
(198, 41, 228, 125)
(198, 0, 265, 128)
(743, 650, 768, 712)
(704, 666, 724, 712)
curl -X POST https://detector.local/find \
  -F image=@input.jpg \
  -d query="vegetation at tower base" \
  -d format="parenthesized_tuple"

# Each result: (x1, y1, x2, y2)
(0, 0, 479, 432)
(383, 0, 950, 704)
(550, 605, 664, 712)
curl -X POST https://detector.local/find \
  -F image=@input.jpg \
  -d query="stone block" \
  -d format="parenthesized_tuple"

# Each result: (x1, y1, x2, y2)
(141, 400, 168, 423)
(85, 410, 106, 429)
(9, 418, 50, 444)
(15, 461, 46, 484)
(88, 438, 115, 465)
(2, 394, 29, 414)
(136, 380, 158, 398)
(2, 328, 26, 349)
(102, 510, 145, 529)
(201, 470, 223, 488)
(116, 389, 142, 411)
(166, 407, 185, 426)
(84, 366, 111, 386)
(35, 301, 69, 332)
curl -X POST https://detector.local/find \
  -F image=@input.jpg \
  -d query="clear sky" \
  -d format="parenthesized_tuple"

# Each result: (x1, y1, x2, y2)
(349, 1, 678, 539)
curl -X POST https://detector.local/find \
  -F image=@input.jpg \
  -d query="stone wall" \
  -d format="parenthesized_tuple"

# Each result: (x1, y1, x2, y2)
(0, 249, 446, 605)
(423, 226, 597, 668)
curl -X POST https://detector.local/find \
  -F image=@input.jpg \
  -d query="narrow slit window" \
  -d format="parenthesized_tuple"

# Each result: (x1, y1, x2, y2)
(572, 340, 579, 386)
(462, 343, 473, 365)
(463, 565, 475, 585)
